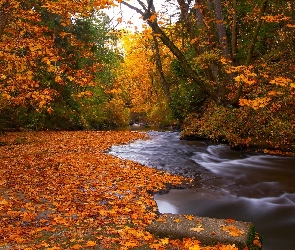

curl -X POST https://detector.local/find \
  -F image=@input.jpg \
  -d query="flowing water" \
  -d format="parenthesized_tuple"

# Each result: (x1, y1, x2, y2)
(109, 130, 295, 250)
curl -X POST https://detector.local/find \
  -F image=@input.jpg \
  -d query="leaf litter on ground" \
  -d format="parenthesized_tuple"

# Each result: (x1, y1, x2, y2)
(0, 131, 239, 249)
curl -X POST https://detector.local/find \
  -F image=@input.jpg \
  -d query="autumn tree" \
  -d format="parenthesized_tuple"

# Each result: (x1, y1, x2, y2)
(117, 0, 295, 151)
(110, 29, 170, 125)
(0, 0, 128, 130)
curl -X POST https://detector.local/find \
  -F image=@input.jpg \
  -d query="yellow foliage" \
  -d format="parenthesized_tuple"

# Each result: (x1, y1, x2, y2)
(269, 77, 293, 87)
(114, 30, 170, 118)
(149, 14, 158, 22)
(262, 15, 290, 23)
(239, 97, 271, 110)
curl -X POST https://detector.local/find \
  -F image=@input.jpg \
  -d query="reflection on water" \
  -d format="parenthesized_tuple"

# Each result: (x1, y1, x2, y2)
(109, 131, 295, 250)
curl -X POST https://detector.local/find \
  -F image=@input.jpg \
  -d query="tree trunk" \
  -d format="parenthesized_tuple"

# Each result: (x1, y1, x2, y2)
(213, 0, 230, 58)
(152, 35, 172, 103)
(149, 20, 217, 100)
(231, 0, 237, 64)
(179, 0, 216, 84)
(293, 1, 295, 20)
(231, 0, 268, 105)
(122, 0, 218, 101)
(194, 0, 205, 27)
(245, 0, 268, 66)
(177, 0, 200, 54)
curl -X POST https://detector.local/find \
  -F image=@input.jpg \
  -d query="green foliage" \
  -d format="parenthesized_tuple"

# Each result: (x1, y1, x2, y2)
(169, 81, 206, 121)
(170, 59, 187, 78)
(169, 49, 208, 122)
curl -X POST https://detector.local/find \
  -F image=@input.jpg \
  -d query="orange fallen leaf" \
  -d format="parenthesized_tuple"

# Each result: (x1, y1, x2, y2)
(86, 240, 96, 247)
(161, 238, 169, 245)
(221, 225, 244, 237)
(189, 245, 200, 250)
(225, 218, 236, 223)
(184, 215, 194, 221)
(190, 225, 204, 232)
(71, 244, 83, 249)
(0, 199, 8, 205)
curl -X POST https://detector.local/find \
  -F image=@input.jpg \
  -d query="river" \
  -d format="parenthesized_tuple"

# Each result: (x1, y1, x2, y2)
(109, 130, 295, 250)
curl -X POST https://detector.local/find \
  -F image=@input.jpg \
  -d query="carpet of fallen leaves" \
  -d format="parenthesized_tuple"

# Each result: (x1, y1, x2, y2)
(0, 131, 241, 249)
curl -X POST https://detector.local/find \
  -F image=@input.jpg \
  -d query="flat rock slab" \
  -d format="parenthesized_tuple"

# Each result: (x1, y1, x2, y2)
(147, 213, 262, 250)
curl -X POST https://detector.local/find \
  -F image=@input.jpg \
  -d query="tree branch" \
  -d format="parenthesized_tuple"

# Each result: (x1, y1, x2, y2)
(121, 1, 145, 16)
(137, 0, 148, 11)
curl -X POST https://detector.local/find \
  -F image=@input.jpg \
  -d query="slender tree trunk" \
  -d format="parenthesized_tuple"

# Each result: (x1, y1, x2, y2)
(177, 0, 200, 54)
(179, 0, 216, 83)
(149, 21, 217, 100)
(231, 0, 237, 64)
(292, 0, 295, 20)
(213, 0, 230, 58)
(245, 0, 268, 65)
(231, 0, 268, 105)
(152, 35, 172, 103)
(194, 0, 205, 26)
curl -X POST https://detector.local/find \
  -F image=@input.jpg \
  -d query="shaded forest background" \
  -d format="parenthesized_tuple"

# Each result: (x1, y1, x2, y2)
(1, 0, 295, 153)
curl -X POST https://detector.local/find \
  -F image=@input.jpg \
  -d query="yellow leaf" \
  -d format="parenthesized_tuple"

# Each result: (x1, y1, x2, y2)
(60, 32, 71, 38)
(86, 240, 96, 247)
(190, 225, 204, 233)
(161, 238, 169, 245)
(71, 244, 82, 249)
(221, 225, 244, 237)
(55, 76, 62, 83)
(189, 245, 200, 250)
(184, 215, 194, 221)
(149, 14, 157, 22)
(190, 38, 198, 44)
(122, 242, 137, 247)
(0, 199, 8, 205)
(41, 57, 51, 65)
(67, 76, 75, 81)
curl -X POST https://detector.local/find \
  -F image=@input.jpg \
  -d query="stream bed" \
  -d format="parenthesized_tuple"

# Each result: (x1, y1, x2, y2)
(109, 131, 295, 250)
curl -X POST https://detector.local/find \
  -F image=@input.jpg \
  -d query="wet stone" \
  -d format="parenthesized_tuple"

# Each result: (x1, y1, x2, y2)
(147, 213, 262, 250)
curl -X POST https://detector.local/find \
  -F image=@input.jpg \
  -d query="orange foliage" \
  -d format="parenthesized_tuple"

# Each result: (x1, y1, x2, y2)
(0, 0, 114, 109)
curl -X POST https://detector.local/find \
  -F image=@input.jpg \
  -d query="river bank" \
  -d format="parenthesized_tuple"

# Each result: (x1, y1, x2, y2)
(180, 130, 295, 157)
(1, 130, 250, 249)
(179, 101, 295, 157)
(110, 131, 295, 250)
(0, 131, 185, 249)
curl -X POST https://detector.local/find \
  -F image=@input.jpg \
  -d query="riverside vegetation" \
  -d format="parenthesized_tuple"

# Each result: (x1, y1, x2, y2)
(1, 1, 295, 154)
(0, 1, 290, 248)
